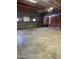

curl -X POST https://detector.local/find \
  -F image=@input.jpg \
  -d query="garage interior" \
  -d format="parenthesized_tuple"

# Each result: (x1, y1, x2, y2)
(17, 0, 61, 59)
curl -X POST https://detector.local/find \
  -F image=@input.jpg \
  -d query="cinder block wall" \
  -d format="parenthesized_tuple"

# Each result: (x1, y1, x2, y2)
(17, 11, 43, 29)
(17, 22, 37, 30)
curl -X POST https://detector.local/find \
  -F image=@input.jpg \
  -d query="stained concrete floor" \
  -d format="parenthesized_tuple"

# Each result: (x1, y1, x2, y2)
(17, 27, 61, 59)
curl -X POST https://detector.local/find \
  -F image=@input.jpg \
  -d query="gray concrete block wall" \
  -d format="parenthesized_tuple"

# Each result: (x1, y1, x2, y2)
(17, 11, 43, 29)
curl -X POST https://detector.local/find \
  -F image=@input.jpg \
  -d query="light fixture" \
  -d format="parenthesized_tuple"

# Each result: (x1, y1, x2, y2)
(29, 0, 37, 3)
(17, 18, 19, 21)
(47, 7, 53, 12)
(32, 18, 36, 22)
(49, 7, 53, 11)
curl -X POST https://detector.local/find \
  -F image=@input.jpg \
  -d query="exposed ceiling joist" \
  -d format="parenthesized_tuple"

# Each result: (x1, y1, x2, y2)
(17, 0, 61, 12)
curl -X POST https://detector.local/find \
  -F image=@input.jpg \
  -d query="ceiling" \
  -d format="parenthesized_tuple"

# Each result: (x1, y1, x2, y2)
(17, 0, 61, 12)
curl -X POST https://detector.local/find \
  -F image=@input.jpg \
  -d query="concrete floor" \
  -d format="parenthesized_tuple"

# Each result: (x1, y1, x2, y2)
(17, 27, 61, 59)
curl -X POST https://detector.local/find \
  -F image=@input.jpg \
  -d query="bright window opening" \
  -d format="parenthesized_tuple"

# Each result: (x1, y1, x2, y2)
(23, 17, 30, 22)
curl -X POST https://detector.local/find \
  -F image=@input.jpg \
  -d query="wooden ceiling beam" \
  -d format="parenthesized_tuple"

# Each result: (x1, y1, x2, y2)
(17, 2, 43, 10)
(17, 3, 39, 12)
(17, 1, 45, 12)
